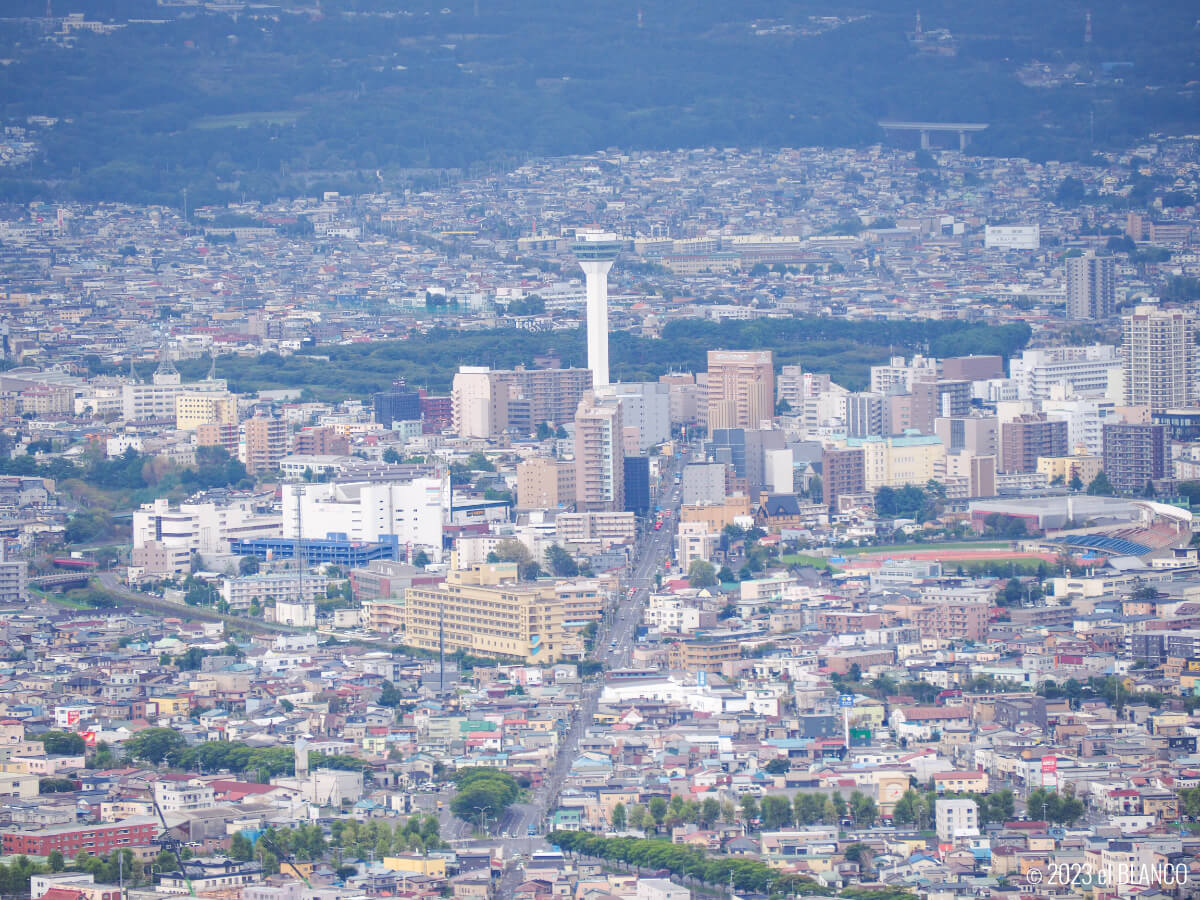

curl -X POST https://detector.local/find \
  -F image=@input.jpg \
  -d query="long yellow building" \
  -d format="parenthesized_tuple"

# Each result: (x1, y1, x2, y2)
(401, 563, 568, 663)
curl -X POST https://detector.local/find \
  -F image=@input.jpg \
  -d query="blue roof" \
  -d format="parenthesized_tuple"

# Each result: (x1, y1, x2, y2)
(1048, 534, 1152, 556)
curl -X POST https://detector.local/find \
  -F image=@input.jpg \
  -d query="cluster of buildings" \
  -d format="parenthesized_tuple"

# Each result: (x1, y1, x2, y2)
(2, 96, 1200, 900)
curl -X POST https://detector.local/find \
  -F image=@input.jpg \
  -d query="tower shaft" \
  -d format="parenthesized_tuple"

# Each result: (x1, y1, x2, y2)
(580, 259, 615, 387)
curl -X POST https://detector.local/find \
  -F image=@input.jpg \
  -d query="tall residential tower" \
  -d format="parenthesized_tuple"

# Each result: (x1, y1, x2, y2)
(572, 229, 622, 387)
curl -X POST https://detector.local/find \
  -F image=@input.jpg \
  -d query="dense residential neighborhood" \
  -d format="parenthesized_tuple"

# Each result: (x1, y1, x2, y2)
(2, 12, 1200, 897)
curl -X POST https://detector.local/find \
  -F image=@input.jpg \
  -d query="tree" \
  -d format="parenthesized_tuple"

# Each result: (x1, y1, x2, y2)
(763, 757, 790, 775)
(37, 731, 87, 756)
(123, 727, 188, 765)
(229, 832, 254, 861)
(627, 804, 647, 832)
(687, 559, 717, 589)
(610, 802, 626, 831)
(716, 565, 736, 584)
(449, 769, 520, 827)
(700, 797, 721, 828)
(46, 851, 64, 873)
(412, 550, 430, 569)
(545, 544, 579, 578)
(1068, 472, 1083, 491)
(849, 791, 878, 827)
(648, 796, 668, 831)
(760, 795, 794, 829)
(238, 556, 260, 575)
(739, 794, 759, 823)
(376, 681, 406, 708)
(1086, 471, 1115, 496)
(491, 539, 531, 565)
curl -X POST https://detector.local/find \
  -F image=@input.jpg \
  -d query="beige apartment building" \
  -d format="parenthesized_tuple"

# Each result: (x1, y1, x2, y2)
(516, 457, 576, 510)
(243, 416, 287, 474)
(400, 563, 568, 663)
(1123, 304, 1197, 411)
(176, 391, 237, 431)
(679, 495, 753, 532)
(451, 367, 509, 439)
(574, 392, 625, 512)
(706, 350, 774, 430)
(1036, 453, 1103, 486)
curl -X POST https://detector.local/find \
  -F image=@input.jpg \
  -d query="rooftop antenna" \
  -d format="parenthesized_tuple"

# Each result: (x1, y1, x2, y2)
(155, 336, 177, 378)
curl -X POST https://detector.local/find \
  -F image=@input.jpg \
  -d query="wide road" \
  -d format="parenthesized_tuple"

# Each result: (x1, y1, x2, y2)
(486, 453, 687, 896)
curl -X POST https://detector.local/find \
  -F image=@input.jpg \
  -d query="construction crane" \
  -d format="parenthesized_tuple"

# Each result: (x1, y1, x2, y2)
(255, 831, 313, 889)
(151, 797, 195, 896)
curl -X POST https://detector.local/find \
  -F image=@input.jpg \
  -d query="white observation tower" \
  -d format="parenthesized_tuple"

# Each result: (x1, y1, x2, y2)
(571, 229, 622, 387)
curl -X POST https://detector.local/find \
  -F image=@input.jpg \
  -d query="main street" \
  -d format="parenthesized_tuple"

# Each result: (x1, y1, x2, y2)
(486, 452, 687, 895)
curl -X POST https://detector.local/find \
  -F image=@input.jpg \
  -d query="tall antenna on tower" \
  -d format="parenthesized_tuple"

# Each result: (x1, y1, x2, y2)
(914, 9, 922, 39)
(1084, 9, 1092, 44)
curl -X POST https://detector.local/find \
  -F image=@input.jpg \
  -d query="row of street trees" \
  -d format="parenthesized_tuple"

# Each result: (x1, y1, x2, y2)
(608, 790, 874, 834)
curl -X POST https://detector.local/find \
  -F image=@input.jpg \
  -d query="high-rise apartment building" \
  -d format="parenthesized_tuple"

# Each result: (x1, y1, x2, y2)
(845, 392, 885, 438)
(822, 446, 866, 508)
(516, 457, 576, 510)
(242, 416, 287, 474)
(999, 414, 1068, 473)
(197, 421, 239, 455)
(911, 379, 971, 432)
(451, 367, 509, 439)
(1102, 423, 1169, 495)
(706, 350, 774, 430)
(574, 391, 625, 512)
(1122, 304, 1197, 411)
(451, 365, 592, 439)
(1066, 253, 1116, 320)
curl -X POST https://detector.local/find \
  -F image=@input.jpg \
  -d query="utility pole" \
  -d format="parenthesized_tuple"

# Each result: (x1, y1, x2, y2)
(439, 602, 445, 695)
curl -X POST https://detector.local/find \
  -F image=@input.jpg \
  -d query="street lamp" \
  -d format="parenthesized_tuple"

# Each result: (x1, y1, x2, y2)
(473, 806, 489, 834)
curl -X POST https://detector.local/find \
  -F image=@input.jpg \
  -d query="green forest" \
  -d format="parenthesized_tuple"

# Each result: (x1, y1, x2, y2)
(0, 0, 1197, 204)
(174, 317, 1031, 398)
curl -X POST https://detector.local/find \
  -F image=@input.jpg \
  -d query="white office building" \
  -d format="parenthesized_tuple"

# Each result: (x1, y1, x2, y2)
(220, 573, 329, 612)
(1008, 345, 1122, 400)
(132, 497, 282, 556)
(936, 797, 980, 843)
(869, 355, 939, 395)
(282, 477, 448, 561)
